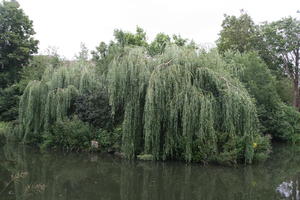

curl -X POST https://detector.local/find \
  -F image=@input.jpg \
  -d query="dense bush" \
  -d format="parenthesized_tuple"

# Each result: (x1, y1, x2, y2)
(38, 118, 122, 152)
(0, 85, 20, 121)
(74, 88, 122, 130)
(267, 104, 300, 143)
(210, 132, 271, 165)
(41, 117, 93, 151)
(95, 126, 122, 152)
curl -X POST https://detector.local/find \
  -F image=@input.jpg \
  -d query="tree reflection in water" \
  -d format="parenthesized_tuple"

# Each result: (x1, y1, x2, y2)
(0, 143, 299, 200)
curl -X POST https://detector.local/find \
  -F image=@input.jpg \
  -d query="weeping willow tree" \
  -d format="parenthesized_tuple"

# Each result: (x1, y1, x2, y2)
(108, 46, 270, 164)
(108, 48, 154, 158)
(18, 45, 269, 164)
(19, 61, 99, 143)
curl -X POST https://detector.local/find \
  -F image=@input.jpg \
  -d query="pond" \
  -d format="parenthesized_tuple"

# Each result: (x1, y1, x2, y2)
(0, 143, 299, 200)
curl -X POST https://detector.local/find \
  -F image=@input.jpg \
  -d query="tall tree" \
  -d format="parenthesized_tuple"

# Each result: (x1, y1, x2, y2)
(217, 11, 260, 54)
(262, 17, 300, 109)
(0, 0, 38, 88)
(217, 12, 295, 105)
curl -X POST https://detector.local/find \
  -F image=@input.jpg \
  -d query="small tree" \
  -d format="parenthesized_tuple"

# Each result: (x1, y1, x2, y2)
(75, 42, 89, 61)
(148, 33, 171, 56)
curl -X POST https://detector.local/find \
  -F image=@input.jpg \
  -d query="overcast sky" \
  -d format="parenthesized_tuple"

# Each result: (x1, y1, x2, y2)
(17, 0, 300, 59)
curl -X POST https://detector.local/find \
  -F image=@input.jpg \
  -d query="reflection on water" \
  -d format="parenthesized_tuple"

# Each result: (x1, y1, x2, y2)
(0, 143, 299, 200)
(276, 181, 299, 199)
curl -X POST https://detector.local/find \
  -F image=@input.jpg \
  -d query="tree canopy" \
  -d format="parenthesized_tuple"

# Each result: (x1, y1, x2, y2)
(217, 11, 260, 54)
(0, 0, 38, 87)
(262, 17, 300, 108)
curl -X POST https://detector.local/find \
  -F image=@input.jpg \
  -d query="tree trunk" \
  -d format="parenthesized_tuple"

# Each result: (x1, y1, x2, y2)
(293, 50, 300, 110)
(292, 79, 300, 109)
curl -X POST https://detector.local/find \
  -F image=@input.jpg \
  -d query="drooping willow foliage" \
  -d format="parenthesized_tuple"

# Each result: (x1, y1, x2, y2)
(19, 61, 99, 142)
(108, 46, 269, 164)
(108, 48, 154, 158)
(18, 46, 269, 164)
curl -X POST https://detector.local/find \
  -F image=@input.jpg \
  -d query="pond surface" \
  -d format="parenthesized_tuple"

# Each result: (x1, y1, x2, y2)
(0, 143, 299, 200)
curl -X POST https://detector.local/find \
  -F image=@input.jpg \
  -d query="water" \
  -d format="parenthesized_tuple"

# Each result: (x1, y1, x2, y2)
(0, 143, 299, 200)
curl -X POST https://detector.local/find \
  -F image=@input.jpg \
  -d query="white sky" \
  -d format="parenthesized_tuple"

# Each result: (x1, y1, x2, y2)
(17, 0, 300, 59)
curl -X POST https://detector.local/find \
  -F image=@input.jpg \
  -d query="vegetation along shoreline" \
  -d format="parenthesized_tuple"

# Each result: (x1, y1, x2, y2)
(1, 1, 300, 166)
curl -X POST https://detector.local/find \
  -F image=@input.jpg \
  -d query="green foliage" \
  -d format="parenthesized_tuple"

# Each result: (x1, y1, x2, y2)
(92, 28, 197, 76)
(172, 34, 188, 47)
(216, 12, 280, 74)
(108, 46, 270, 164)
(18, 55, 60, 89)
(75, 42, 89, 61)
(148, 33, 171, 56)
(91, 42, 124, 76)
(262, 17, 300, 60)
(0, 0, 42, 121)
(95, 126, 122, 152)
(0, 133, 4, 146)
(261, 17, 300, 107)
(92, 27, 149, 76)
(74, 87, 120, 130)
(41, 117, 92, 151)
(0, 122, 11, 140)
(19, 61, 98, 143)
(18, 44, 271, 164)
(0, 55, 60, 122)
(114, 26, 148, 48)
(0, 85, 20, 121)
(0, 121, 19, 144)
(108, 47, 151, 158)
(225, 51, 300, 142)
(224, 51, 280, 109)
(217, 11, 260, 54)
(0, 0, 39, 87)
(275, 76, 293, 105)
(267, 104, 300, 143)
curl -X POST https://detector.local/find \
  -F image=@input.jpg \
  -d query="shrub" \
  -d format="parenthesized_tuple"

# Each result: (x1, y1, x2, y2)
(94, 126, 122, 152)
(252, 133, 272, 162)
(267, 104, 300, 143)
(0, 85, 20, 122)
(41, 117, 92, 151)
(74, 88, 122, 130)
